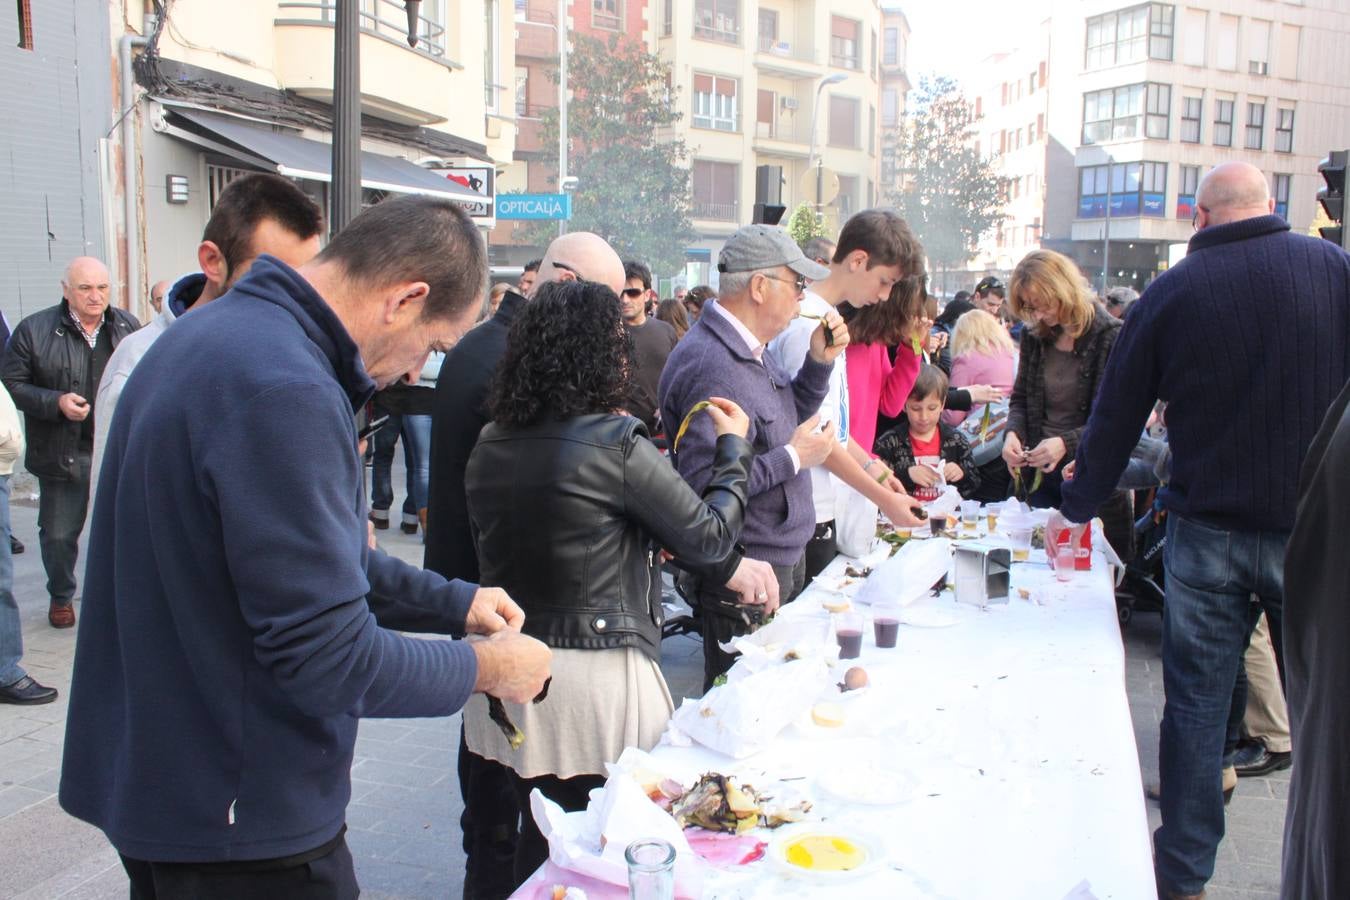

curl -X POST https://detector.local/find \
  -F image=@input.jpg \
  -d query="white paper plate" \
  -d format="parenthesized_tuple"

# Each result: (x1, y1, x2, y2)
(767, 828, 887, 881)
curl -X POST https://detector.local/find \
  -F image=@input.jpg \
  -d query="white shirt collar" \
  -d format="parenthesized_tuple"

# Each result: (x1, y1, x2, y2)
(706, 300, 764, 361)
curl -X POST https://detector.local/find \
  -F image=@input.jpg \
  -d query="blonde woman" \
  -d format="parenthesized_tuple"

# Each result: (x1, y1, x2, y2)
(942, 309, 1017, 427)
(1002, 249, 1133, 557)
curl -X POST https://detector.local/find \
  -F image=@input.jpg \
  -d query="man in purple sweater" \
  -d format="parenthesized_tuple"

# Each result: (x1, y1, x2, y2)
(1051, 162, 1350, 900)
(660, 225, 844, 688)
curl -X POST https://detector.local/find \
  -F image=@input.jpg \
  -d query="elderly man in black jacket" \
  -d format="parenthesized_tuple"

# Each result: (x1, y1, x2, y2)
(0, 257, 138, 629)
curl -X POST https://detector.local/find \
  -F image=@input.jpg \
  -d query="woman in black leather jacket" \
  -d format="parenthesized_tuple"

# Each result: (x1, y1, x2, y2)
(463, 279, 757, 884)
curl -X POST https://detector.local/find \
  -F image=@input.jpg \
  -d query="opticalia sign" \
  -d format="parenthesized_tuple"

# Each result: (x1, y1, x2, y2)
(496, 193, 573, 220)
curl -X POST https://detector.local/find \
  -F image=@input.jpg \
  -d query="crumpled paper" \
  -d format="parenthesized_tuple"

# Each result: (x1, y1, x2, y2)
(531, 758, 705, 898)
(664, 657, 831, 758)
(855, 537, 952, 608)
(718, 613, 834, 674)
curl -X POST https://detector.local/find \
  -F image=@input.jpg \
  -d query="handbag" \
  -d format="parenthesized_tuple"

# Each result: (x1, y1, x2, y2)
(957, 399, 1010, 467)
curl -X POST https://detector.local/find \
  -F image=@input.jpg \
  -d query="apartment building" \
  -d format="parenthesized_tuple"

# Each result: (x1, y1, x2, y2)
(656, 0, 885, 284)
(969, 0, 1350, 293)
(877, 6, 912, 202)
(106, 0, 515, 318)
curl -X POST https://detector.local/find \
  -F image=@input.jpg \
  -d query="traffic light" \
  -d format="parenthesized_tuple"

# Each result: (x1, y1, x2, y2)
(1317, 150, 1348, 250)
(752, 165, 786, 226)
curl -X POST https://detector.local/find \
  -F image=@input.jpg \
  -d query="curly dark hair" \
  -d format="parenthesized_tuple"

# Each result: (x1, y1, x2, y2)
(487, 280, 633, 429)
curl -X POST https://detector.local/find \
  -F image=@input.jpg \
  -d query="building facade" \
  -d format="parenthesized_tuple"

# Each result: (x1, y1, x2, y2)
(968, 0, 1350, 293)
(877, 6, 912, 205)
(106, 0, 516, 320)
(1, 1, 112, 328)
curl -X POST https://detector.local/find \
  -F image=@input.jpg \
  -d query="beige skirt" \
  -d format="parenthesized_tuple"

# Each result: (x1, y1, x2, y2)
(463, 646, 674, 780)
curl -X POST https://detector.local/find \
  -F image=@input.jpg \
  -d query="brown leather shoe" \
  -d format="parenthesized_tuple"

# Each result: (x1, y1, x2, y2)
(48, 602, 75, 629)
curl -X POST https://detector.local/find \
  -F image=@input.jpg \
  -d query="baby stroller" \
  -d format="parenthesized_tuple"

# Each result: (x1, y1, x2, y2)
(1113, 435, 1170, 626)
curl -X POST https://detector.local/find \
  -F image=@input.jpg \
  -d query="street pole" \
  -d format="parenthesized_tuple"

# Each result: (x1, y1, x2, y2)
(1102, 156, 1113, 294)
(557, 0, 569, 236)
(331, 0, 362, 236)
(807, 73, 846, 223)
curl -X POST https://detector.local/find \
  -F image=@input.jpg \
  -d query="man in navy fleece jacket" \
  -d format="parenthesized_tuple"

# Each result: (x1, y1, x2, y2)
(59, 197, 552, 899)
(1053, 162, 1350, 900)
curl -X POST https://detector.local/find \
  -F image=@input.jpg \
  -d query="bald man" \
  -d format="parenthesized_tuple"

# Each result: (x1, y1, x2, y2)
(148, 280, 171, 315)
(1050, 161, 1350, 900)
(0, 258, 140, 629)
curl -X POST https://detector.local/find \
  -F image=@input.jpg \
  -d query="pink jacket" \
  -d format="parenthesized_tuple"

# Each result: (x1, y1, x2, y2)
(943, 348, 1017, 425)
(846, 341, 921, 453)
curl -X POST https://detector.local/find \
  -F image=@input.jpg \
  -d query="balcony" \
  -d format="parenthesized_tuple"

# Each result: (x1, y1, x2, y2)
(692, 114, 741, 134)
(694, 15, 741, 45)
(693, 200, 739, 220)
(752, 118, 814, 158)
(754, 35, 819, 78)
(516, 10, 558, 59)
(274, 0, 460, 126)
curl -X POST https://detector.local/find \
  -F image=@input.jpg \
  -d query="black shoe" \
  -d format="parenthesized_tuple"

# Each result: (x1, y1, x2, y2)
(9, 535, 23, 554)
(0, 675, 58, 705)
(1233, 739, 1292, 777)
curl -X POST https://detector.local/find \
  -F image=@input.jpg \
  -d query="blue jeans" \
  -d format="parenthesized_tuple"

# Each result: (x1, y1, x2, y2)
(369, 414, 431, 522)
(37, 453, 92, 606)
(0, 475, 24, 686)
(1155, 514, 1287, 895)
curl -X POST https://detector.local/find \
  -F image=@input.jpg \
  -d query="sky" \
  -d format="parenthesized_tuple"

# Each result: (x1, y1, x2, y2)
(900, 1, 1051, 92)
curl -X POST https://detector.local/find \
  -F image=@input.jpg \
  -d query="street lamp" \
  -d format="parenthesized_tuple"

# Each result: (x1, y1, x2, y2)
(807, 73, 848, 216)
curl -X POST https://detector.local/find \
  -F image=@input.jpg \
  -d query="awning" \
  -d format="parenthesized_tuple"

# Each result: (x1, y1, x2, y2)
(163, 108, 487, 204)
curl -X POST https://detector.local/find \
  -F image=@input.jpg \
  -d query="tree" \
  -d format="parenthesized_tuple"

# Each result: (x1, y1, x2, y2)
(521, 34, 697, 274)
(885, 76, 1006, 283)
(786, 202, 830, 247)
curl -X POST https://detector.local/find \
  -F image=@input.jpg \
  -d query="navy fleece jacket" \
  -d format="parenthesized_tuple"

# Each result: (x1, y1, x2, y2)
(1061, 215, 1350, 531)
(60, 256, 480, 862)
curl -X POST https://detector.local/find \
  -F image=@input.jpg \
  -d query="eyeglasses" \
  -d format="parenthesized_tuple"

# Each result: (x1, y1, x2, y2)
(758, 272, 809, 294)
(1191, 206, 1209, 231)
(621, 287, 646, 299)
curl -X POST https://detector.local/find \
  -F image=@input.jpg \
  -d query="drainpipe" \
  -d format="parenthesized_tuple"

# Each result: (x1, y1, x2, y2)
(120, 31, 148, 311)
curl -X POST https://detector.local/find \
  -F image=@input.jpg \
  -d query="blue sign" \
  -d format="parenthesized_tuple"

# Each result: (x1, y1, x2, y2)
(496, 193, 572, 220)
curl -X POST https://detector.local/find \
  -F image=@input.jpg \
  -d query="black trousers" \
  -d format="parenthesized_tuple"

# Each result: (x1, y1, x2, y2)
(37, 453, 91, 606)
(696, 556, 806, 691)
(458, 726, 520, 900)
(120, 828, 356, 900)
(803, 521, 837, 584)
(507, 770, 606, 889)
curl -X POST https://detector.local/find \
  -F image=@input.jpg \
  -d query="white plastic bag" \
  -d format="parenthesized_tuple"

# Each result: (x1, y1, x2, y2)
(834, 480, 879, 558)
(855, 537, 953, 608)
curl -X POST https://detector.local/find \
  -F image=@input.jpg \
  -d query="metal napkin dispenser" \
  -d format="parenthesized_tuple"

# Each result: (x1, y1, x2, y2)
(954, 545, 1011, 607)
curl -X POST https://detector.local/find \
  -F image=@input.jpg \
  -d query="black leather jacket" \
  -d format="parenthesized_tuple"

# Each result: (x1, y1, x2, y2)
(0, 301, 139, 480)
(466, 414, 751, 661)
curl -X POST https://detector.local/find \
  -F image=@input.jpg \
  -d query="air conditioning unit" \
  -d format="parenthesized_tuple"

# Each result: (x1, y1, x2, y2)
(781, 97, 799, 111)
(1249, 60, 1269, 75)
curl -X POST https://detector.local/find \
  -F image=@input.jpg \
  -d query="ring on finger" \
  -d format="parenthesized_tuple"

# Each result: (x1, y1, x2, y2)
(755, 591, 768, 601)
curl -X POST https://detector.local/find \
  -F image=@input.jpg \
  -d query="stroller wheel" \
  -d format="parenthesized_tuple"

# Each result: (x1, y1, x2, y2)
(1118, 604, 1133, 626)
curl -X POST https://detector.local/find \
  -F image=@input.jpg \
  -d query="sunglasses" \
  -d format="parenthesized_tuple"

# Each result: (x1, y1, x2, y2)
(621, 287, 647, 299)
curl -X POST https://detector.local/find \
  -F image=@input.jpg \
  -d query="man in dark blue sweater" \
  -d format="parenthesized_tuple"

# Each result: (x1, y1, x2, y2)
(59, 197, 552, 899)
(1054, 162, 1350, 900)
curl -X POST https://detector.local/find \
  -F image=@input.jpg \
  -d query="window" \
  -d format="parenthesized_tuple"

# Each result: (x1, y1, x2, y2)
(1273, 173, 1291, 220)
(1078, 160, 1167, 218)
(831, 16, 860, 69)
(1181, 8, 1206, 66)
(1216, 15, 1239, 70)
(1180, 95, 1201, 143)
(882, 87, 899, 127)
(756, 89, 775, 137)
(694, 0, 739, 44)
(757, 8, 776, 51)
(663, 0, 672, 36)
(483, 0, 498, 111)
(692, 160, 738, 220)
(1245, 101, 1265, 150)
(1082, 82, 1173, 143)
(1177, 164, 1200, 219)
(1214, 99, 1234, 147)
(883, 27, 898, 65)
(1248, 20, 1271, 74)
(869, 104, 876, 154)
(1084, 3, 1174, 69)
(837, 175, 858, 219)
(870, 29, 877, 77)
(692, 74, 739, 132)
(592, 0, 621, 31)
(1146, 83, 1171, 138)
(16, 0, 32, 49)
(514, 66, 529, 117)
(1275, 107, 1294, 153)
(1277, 24, 1301, 80)
(829, 95, 860, 148)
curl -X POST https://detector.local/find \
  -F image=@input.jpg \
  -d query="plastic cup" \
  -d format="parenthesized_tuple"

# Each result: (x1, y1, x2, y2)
(1009, 527, 1032, 562)
(987, 508, 1000, 532)
(960, 500, 981, 532)
(835, 611, 864, 659)
(1054, 542, 1075, 582)
(872, 602, 900, 649)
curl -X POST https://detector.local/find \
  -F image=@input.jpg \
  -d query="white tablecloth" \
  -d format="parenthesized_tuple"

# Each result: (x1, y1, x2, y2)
(519, 545, 1158, 900)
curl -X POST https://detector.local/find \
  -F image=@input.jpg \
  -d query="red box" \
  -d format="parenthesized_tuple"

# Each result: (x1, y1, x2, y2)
(1052, 527, 1093, 570)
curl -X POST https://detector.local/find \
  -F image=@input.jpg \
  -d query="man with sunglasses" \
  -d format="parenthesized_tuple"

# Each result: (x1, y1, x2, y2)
(620, 260, 678, 433)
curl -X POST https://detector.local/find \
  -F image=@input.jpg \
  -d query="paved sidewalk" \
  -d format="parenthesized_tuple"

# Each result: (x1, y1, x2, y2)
(0, 491, 1288, 898)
